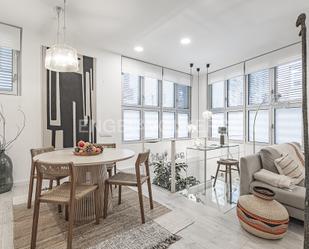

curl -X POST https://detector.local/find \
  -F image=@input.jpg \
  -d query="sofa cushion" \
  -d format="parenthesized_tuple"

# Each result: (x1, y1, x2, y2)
(259, 142, 303, 174)
(274, 154, 304, 185)
(250, 180, 305, 210)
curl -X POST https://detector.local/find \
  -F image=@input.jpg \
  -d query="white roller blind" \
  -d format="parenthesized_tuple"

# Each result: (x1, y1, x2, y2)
(122, 57, 162, 79)
(0, 47, 13, 92)
(245, 43, 301, 74)
(163, 68, 191, 86)
(208, 63, 244, 84)
(248, 69, 270, 105)
(0, 23, 21, 51)
(276, 60, 302, 102)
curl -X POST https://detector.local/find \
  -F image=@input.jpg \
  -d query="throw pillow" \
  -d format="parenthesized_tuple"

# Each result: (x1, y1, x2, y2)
(274, 154, 305, 185)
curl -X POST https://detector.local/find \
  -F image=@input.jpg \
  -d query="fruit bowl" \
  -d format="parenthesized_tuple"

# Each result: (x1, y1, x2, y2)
(73, 150, 102, 156)
(73, 140, 103, 156)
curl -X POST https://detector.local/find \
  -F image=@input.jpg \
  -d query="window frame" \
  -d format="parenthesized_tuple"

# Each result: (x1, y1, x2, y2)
(208, 59, 302, 146)
(122, 72, 191, 143)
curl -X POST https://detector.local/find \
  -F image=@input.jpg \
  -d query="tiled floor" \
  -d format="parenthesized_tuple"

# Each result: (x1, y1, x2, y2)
(0, 180, 304, 249)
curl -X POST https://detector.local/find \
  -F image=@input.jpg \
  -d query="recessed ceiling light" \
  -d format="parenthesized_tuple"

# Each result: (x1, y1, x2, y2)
(134, 46, 144, 52)
(180, 37, 191, 45)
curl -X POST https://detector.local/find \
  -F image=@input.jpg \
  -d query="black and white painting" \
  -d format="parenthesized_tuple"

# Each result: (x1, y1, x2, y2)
(42, 47, 96, 148)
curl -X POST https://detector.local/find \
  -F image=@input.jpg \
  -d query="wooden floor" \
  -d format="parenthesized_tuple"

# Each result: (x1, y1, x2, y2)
(0, 181, 304, 249)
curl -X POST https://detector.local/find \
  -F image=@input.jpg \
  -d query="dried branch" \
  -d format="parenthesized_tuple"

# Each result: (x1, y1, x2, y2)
(4, 108, 26, 150)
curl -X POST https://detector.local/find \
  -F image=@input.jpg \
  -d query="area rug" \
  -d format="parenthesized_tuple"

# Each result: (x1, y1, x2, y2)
(13, 187, 180, 249)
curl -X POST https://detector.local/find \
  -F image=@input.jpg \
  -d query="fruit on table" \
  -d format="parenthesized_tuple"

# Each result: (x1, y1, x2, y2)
(75, 140, 103, 155)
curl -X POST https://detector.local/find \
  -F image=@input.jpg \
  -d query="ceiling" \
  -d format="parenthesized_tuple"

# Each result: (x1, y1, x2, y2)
(0, 0, 308, 73)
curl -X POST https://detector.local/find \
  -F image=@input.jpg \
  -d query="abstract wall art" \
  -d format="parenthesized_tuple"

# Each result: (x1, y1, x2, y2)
(42, 47, 97, 148)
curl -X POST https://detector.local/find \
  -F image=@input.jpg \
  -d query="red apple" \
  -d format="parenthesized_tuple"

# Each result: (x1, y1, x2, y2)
(78, 140, 85, 148)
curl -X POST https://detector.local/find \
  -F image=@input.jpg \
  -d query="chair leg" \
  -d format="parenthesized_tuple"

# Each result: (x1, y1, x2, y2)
(56, 179, 62, 213)
(137, 184, 145, 224)
(108, 169, 113, 194)
(236, 163, 240, 176)
(118, 185, 122, 205)
(94, 189, 100, 225)
(49, 180, 53, 189)
(147, 178, 154, 209)
(229, 166, 232, 204)
(27, 174, 35, 209)
(213, 163, 220, 187)
(67, 201, 75, 249)
(114, 166, 117, 189)
(103, 181, 109, 219)
(65, 205, 69, 221)
(30, 200, 40, 249)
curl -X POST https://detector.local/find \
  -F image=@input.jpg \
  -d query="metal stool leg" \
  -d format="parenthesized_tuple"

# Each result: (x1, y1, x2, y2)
(229, 165, 232, 204)
(213, 163, 221, 187)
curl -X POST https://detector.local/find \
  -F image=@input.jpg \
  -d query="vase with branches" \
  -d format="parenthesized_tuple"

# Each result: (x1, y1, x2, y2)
(0, 105, 26, 193)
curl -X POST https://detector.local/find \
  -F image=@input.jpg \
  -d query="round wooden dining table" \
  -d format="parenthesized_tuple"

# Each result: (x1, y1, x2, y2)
(33, 148, 135, 222)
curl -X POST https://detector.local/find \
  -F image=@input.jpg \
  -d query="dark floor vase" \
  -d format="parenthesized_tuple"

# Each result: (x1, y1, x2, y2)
(0, 150, 13, 194)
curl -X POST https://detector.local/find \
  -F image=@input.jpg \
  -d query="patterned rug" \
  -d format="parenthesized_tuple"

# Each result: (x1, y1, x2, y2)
(13, 187, 180, 249)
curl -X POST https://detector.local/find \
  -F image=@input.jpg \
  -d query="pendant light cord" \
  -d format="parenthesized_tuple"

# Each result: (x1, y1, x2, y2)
(63, 0, 66, 43)
(56, 6, 61, 44)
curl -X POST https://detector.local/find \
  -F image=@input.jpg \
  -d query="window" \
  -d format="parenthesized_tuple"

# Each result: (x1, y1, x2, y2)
(122, 74, 140, 105)
(144, 111, 159, 140)
(144, 77, 159, 106)
(122, 68, 191, 142)
(275, 108, 302, 144)
(162, 80, 174, 108)
(276, 60, 302, 102)
(177, 113, 189, 138)
(227, 112, 243, 141)
(248, 110, 269, 143)
(227, 76, 243, 107)
(162, 112, 175, 139)
(210, 76, 244, 141)
(211, 81, 224, 109)
(248, 69, 270, 105)
(177, 85, 189, 109)
(211, 113, 225, 138)
(0, 23, 21, 95)
(123, 110, 141, 141)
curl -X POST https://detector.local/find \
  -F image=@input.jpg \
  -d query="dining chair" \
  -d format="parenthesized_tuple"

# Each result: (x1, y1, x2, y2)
(30, 161, 100, 249)
(27, 147, 67, 209)
(103, 151, 153, 224)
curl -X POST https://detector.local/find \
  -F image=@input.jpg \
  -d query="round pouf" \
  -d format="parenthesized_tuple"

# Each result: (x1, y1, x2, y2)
(237, 186, 289, 239)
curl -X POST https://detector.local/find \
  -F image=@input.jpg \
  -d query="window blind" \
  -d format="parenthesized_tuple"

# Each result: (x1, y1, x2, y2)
(276, 60, 302, 102)
(0, 23, 21, 51)
(228, 111, 243, 141)
(123, 110, 141, 141)
(248, 69, 270, 105)
(144, 111, 159, 139)
(122, 73, 140, 105)
(144, 77, 159, 106)
(177, 113, 189, 138)
(211, 81, 224, 108)
(176, 84, 189, 109)
(275, 108, 302, 144)
(0, 47, 13, 92)
(227, 76, 243, 107)
(211, 113, 225, 138)
(162, 80, 174, 108)
(248, 110, 269, 143)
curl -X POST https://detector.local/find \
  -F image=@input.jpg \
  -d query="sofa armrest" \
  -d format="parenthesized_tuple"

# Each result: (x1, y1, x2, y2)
(240, 154, 262, 196)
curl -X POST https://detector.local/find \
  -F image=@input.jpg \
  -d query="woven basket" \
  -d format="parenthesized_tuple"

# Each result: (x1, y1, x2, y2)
(237, 186, 289, 239)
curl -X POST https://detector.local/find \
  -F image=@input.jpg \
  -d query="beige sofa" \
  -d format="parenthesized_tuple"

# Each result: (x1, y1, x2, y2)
(240, 143, 305, 221)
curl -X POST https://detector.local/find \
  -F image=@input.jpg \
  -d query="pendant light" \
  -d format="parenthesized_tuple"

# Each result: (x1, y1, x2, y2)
(45, 0, 78, 72)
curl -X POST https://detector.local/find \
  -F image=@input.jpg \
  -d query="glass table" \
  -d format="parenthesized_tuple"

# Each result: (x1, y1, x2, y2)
(182, 143, 240, 208)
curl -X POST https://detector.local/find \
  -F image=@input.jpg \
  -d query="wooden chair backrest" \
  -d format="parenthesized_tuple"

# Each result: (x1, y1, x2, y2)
(95, 143, 116, 149)
(30, 147, 54, 161)
(34, 161, 75, 199)
(135, 151, 150, 179)
(35, 161, 74, 180)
